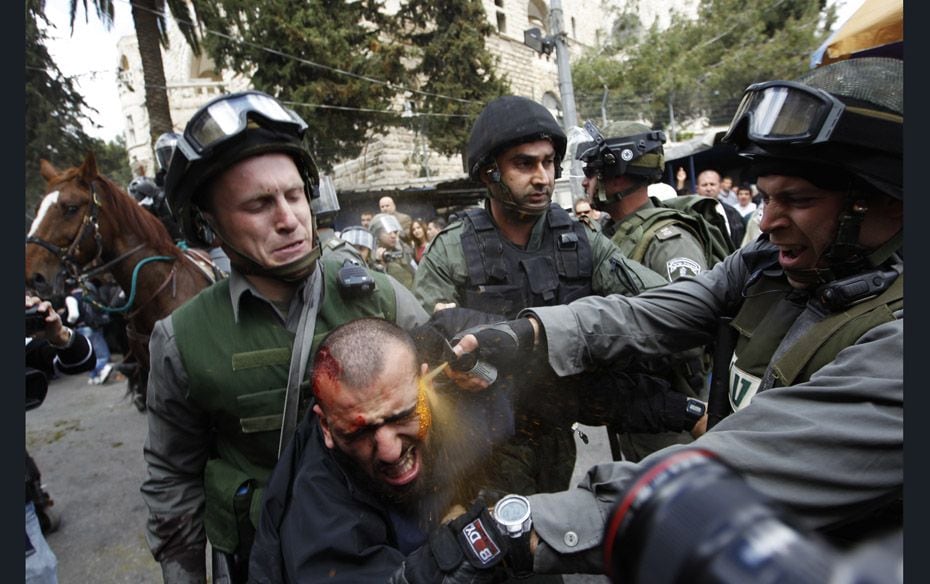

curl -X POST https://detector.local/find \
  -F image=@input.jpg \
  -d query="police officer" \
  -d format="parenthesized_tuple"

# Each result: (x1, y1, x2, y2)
(574, 120, 729, 461)
(453, 57, 903, 572)
(370, 212, 418, 290)
(141, 90, 428, 584)
(413, 95, 668, 500)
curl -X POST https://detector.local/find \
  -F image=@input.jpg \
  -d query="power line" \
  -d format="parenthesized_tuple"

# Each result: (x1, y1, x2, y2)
(116, 0, 483, 107)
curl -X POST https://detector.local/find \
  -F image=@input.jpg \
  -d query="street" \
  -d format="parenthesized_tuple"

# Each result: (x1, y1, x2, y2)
(26, 365, 612, 583)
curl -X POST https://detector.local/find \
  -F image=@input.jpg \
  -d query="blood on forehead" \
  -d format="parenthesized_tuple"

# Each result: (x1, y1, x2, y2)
(312, 346, 342, 401)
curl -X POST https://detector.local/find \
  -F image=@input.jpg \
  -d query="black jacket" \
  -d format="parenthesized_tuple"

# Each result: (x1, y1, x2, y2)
(249, 407, 454, 584)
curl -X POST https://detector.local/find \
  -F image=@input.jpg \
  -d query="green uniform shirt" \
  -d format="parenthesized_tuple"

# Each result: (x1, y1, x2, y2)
(609, 199, 709, 282)
(414, 207, 666, 313)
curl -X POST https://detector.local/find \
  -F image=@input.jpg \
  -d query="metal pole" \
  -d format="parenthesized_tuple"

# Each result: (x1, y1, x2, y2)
(549, 0, 577, 129)
(549, 0, 582, 198)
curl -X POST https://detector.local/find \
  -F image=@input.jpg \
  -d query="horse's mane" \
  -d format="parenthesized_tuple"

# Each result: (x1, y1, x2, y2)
(54, 167, 184, 260)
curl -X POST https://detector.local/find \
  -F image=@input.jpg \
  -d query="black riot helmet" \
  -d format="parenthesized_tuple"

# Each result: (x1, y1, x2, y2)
(165, 91, 320, 246)
(723, 57, 903, 284)
(465, 95, 567, 216)
(164, 90, 322, 281)
(127, 176, 160, 208)
(466, 96, 567, 180)
(723, 57, 902, 201)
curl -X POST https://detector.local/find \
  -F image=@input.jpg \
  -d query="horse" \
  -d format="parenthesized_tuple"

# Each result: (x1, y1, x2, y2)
(25, 152, 221, 410)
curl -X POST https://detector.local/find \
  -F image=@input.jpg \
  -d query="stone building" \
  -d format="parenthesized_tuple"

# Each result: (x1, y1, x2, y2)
(116, 0, 696, 199)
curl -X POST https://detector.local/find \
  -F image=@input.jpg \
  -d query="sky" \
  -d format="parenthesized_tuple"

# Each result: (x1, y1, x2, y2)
(38, 0, 868, 144)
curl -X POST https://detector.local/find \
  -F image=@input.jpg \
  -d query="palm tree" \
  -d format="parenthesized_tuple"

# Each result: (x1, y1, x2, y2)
(67, 0, 203, 144)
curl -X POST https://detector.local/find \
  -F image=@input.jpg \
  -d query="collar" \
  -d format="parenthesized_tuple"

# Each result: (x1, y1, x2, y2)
(227, 266, 320, 329)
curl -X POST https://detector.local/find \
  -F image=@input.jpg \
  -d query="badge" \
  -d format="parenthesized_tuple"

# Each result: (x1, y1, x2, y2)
(666, 257, 702, 280)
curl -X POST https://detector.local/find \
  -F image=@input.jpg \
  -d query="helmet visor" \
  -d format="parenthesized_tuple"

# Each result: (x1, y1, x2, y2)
(725, 81, 846, 145)
(340, 227, 375, 250)
(184, 91, 307, 158)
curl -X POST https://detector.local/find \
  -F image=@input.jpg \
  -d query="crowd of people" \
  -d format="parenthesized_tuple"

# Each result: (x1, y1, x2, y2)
(26, 54, 902, 584)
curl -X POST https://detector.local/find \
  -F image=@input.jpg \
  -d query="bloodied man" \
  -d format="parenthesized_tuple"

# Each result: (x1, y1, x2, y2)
(249, 318, 505, 584)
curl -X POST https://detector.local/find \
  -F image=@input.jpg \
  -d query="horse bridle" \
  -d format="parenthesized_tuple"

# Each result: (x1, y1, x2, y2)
(26, 180, 107, 283)
(26, 180, 161, 310)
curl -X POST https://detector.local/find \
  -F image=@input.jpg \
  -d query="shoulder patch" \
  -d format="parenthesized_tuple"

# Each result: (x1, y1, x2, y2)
(655, 225, 682, 241)
(666, 257, 702, 281)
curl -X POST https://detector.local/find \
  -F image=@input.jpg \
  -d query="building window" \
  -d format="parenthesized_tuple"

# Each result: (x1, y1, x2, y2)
(126, 115, 136, 145)
(571, 17, 576, 39)
(527, 0, 548, 33)
(495, 0, 504, 6)
(497, 11, 507, 33)
(189, 53, 222, 82)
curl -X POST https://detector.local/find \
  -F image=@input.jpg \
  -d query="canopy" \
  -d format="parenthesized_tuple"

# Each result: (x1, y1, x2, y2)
(810, 0, 903, 67)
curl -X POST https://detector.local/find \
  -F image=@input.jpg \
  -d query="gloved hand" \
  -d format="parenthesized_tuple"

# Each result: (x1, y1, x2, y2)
(390, 500, 510, 584)
(453, 318, 537, 369)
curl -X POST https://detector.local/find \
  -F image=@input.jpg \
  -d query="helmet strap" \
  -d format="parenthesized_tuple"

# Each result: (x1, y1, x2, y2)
(783, 192, 899, 286)
(485, 165, 549, 220)
(593, 176, 648, 209)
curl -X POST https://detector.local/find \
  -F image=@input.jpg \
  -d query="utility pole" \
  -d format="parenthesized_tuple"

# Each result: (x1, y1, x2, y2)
(549, 0, 577, 129)
(548, 0, 583, 198)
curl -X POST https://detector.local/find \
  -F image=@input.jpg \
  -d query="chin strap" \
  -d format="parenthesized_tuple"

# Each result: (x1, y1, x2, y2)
(593, 177, 649, 210)
(485, 170, 549, 219)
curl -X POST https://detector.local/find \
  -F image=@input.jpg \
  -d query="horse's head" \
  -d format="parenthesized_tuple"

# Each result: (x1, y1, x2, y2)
(26, 153, 104, 300)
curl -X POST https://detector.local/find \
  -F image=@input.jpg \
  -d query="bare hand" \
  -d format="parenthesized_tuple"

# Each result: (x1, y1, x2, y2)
(26, 294, 69, 345)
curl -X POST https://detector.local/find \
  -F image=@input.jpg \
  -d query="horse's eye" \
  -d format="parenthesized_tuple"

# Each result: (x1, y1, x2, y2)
(63, 205, 79, 216)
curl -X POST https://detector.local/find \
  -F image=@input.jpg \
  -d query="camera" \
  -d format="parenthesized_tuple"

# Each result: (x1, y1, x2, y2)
(603, 448, 902, 584)
(381, 250, 403, 263)
(25, 306, 47, 336)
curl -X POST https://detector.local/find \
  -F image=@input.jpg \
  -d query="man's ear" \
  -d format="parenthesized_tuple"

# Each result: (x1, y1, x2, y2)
(314, 403, 334, 449)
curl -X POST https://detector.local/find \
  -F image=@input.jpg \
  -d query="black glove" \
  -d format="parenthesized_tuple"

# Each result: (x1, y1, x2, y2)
(394, 500, 510, 584)
(454, 319, 536, 369)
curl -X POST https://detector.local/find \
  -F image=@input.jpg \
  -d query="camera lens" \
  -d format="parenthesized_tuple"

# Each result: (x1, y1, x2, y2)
(604, 449, 835, 584)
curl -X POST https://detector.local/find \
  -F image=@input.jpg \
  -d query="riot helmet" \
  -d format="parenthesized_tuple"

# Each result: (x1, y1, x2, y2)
(312, 174, 341, 230)
(465, 96, 567, 216)
(722, 57, 902, 201)
(164, 90, 321, 282)
(575, 120, 666, 206)
(127, 176, 160, 208)
(340, 225, 375, 252)
(154, 132, 180, 173)
(369, 213, 403, 247)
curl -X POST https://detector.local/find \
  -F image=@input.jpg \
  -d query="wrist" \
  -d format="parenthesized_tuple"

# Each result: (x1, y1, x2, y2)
(48, 326, 73, 349)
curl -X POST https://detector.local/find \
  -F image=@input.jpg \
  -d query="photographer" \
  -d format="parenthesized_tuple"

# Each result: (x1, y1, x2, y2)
(452, 58, 902, 575)
(26, 294, 95, 583)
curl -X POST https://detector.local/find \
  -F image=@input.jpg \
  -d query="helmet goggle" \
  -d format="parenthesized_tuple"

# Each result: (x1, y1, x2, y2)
(576, 121, 666, 179)
(723, 80, 902, 154)
(177, 91, 308, 162)
(154, 133, 179, 171)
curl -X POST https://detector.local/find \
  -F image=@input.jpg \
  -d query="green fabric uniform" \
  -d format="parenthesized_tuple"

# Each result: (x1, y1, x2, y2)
(414, 209, 667, 313)
(413, 206, 666, 498)
(603, 198, 711, 461)
(141, 256, 428, 581)
(607, 198, 709, 281)
(172, 258, 397, 554)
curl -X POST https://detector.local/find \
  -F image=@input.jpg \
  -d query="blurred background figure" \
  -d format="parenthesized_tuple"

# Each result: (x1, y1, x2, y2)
(339, 225, 376, 266)
(65, 281, 113, 385)
(425, 217, 446, 242)
(409, 218, 429, 264)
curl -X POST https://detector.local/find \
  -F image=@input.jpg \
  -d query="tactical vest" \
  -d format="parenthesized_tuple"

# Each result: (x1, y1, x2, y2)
(728, 268, 903, 412)
(171, 257, 397, 553)
(459, 204, 594, 318)
(611, 196, 732, 268)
